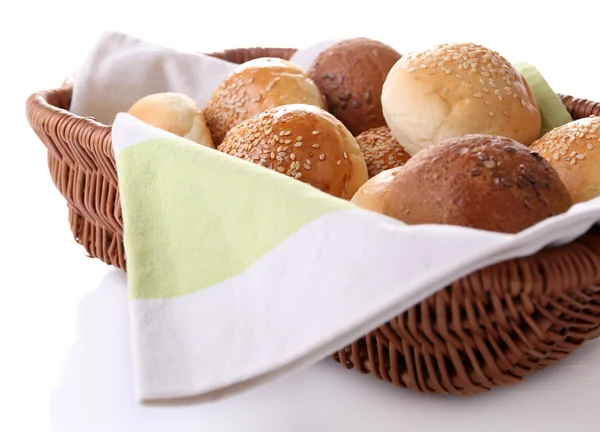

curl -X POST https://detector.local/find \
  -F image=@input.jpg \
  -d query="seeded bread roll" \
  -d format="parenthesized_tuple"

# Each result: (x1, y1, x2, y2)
(382, 43, 541, 156)
(351, 166, 402, 213)
(219, 104, 368, 199)
(127, 92, 215, 148)
(380, 134, 572, 233)
(530, 116, 600, 204)
(307, 38, 402, 136)
(203, 57, 326, 145)
(355, 126, 411, 178)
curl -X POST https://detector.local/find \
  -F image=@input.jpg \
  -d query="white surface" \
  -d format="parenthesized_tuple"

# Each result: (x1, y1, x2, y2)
(3, 0, 600, 430)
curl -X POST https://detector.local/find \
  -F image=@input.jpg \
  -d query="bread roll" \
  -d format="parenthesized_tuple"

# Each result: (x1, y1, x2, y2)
(373, 135, 571, 233)
(127, 92, 214, 148)
(219, 104, 368, 199)
(203, 57, 326, 145)
(530, 116, 600, 203)
(351, 166, 402, 213)
(382, 43, 541, 156)
(307, 38, 402, 136)
(355, 126, 411, 178)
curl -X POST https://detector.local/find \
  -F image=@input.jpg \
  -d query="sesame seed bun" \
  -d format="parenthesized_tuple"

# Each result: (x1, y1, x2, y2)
(203, 57, 326, 145)
(351, 166, 402, 214)
(382, 43, 541, 156)
(355, 126, 411, 178)
(378, 135, 572, 233)
(307, 38, 402, 136)
(127, 92, 215, 148)
(530, 116, 600, 204)
(219, 104, 369, 199)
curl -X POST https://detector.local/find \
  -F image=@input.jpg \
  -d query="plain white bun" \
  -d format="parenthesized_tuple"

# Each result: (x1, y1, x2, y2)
(127, 92, 215, 148)
(382, 42, 541, 155)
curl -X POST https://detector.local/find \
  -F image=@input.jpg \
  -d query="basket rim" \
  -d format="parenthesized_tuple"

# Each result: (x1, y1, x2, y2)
(25, 44, 600, 147)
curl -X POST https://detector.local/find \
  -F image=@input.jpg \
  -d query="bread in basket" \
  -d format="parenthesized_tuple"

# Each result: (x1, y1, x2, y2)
(25, 46, 600, 396)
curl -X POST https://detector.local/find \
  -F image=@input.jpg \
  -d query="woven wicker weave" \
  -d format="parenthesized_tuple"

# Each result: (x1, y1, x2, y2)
(25, 47, 600, 396)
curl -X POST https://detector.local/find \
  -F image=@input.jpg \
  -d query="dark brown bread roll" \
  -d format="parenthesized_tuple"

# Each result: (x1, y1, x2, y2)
(307, 38, 402, 136)
(353, 134, 572, 233)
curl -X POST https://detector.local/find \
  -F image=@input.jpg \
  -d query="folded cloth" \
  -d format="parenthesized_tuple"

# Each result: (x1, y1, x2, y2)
(112, 113, 600, 404)
(70, 31, 239, 125)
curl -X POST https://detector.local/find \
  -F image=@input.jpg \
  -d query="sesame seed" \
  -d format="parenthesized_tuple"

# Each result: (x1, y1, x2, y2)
(552, 154, 560, 160)
(343, 152, 347, 159)
(295, 172, 302, 179)
(296, 136, 303, 141)
(312, 130, 319, 135)
(312, 143, 320, 148)
(337, 160, 341, 165)
(576, 154, 585, 160)
(290, 154, 296, 160)
(473, 93, 483, 98)
(489, 111, 495, 117)
(588, 143, 594, 149)
(319, 154, 325, 160)
(303, 163, 311, 170)
(294, 142, 302, 147)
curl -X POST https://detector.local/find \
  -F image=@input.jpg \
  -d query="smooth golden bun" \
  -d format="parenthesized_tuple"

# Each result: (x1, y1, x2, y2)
(382, 43, 541, 156)
(219, 104, 368, 199)
(351, 166, 402, 213)
(379, 135, 571, 233)
(127, 92, 215, 148)
(355, 126, 411, 178)
(530, 116, 600, 204)
(203, 57, 326, 145)
(307, 38, 402, 136)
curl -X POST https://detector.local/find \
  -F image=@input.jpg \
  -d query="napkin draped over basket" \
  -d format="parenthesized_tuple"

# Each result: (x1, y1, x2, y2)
(27, 36, 600, 400)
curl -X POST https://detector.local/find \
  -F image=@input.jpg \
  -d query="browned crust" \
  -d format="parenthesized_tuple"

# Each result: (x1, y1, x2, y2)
(204, 58, 326, 145)
(219, 104, 368, 199)
(308, 38, 402, 136)
(531, 116, 600, 204)
(355, 126, 411, 177)
(382, 134, 572, 233)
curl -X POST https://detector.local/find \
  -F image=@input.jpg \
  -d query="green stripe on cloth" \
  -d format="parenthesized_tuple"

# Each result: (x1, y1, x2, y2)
(116, 137, 354, 299)
(514, 62, 572, 137)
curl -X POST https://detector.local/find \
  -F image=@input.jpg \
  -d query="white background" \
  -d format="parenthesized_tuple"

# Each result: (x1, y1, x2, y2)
(3, 1, 600, 430)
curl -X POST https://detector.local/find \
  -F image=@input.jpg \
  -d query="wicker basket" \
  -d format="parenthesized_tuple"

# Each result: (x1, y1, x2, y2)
(26, 47, 600, 396)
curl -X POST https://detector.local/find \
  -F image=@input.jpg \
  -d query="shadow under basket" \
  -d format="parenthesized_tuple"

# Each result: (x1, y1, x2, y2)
(26, 46, 600, 397)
